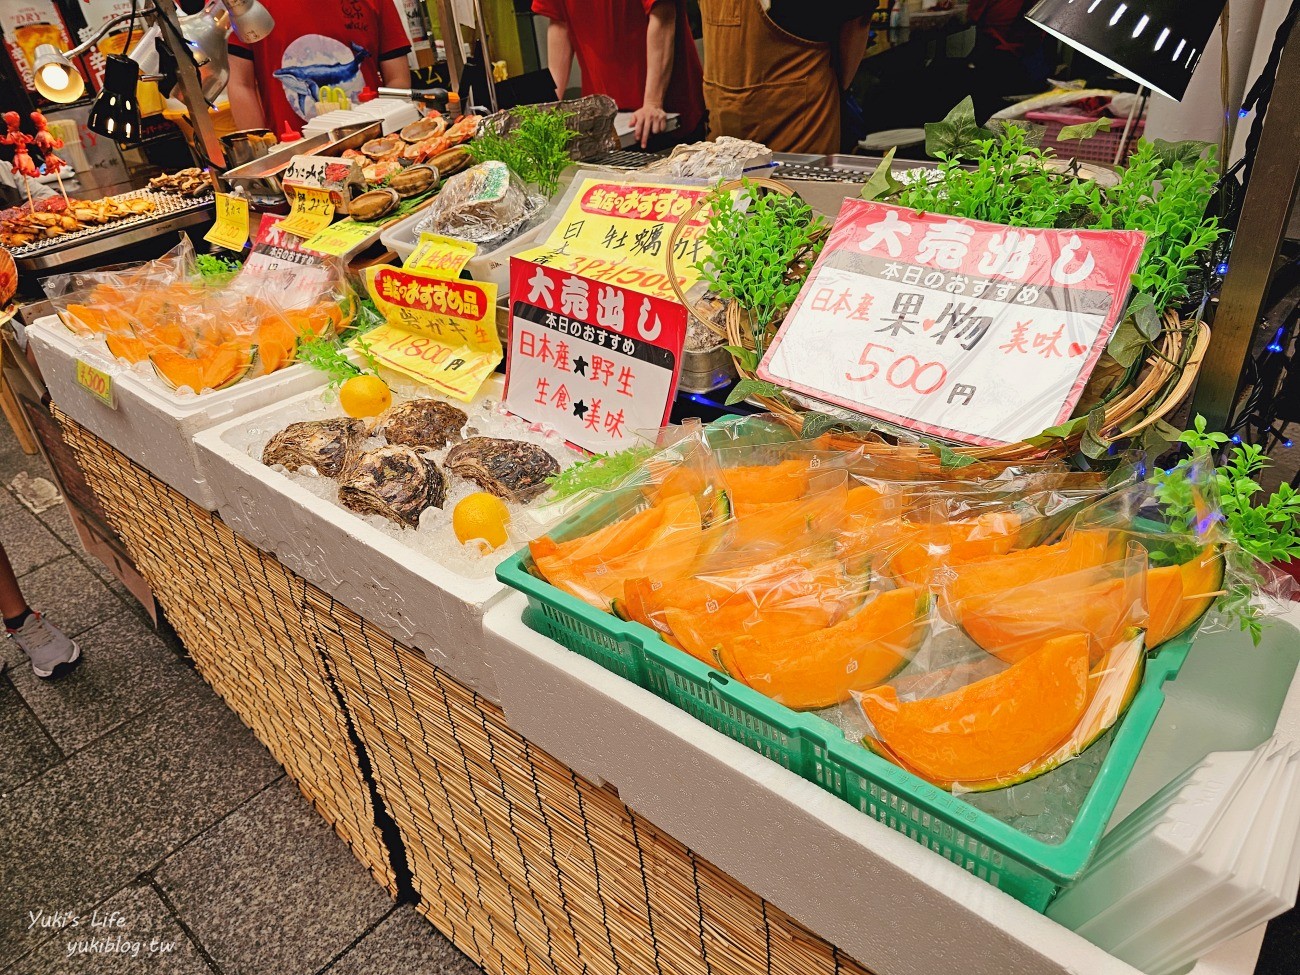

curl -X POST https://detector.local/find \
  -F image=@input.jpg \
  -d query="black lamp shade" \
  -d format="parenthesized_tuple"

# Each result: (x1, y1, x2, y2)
(1026, 0, 1226, 100)
(88, 55, 141, 142)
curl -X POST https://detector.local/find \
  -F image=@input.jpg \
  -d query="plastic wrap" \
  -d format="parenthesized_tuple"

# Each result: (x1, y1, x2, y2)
(855, 551, 1149, 792)
(416, 161, 544, 245)
(639, 137, 772, 180)
(43, 239, 357, 393)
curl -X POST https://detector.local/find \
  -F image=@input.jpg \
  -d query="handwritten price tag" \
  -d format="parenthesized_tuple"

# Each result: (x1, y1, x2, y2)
(203, 193, 249, 251)
(404, 233, 476, 278)
(75, 359, 116, 409)
(279, 187, 335, 238)
(363, 266, 502, 401)
(302, 218, 376, 257)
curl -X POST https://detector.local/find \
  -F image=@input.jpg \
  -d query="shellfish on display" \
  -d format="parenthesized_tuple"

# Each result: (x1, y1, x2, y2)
(348, 187, 400, 221)
(400, 115, 447, 143)
(377, 399, 467, 449)
(338, 445, 447, 528)
(445, 437, 559, 504)
(262, 418, 364, 477)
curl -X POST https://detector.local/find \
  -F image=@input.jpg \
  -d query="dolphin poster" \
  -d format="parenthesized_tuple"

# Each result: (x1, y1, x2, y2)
(273, 35, 370, 120)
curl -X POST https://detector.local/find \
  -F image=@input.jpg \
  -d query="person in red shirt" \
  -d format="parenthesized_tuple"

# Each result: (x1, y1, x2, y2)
(533, 0, 704, 148)
(227, 0, 412, 134)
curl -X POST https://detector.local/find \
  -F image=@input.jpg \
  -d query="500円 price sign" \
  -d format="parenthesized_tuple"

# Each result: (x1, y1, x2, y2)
(759, 201, 1146, 447)
(504, 259, 686, 454)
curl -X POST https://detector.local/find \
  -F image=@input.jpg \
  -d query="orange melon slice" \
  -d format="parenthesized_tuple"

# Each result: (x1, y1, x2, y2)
(534, 496, 704, 609)
(961, 564, 1159, 665)
(104, 332, 152, 364)
(718, 586, 930, 709)
(943, 530, 1117, 616)
(530, 494, 686, 565)
(730, 482, 847, 549)
(888, 510, 1022, 587)
(1151, 544, 1224, 646)
(720, 460, 811, 505)
(861, 632, 1090, 786)
(150, 342, 254, 392)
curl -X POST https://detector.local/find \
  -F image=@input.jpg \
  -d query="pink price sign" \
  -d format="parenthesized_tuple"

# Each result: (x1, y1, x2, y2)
(759, 200, 1146, 447)
(503, 259, 687, 455)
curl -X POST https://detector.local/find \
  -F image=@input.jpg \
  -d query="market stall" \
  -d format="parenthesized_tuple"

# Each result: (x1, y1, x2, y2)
(12, 87, 1300, 975)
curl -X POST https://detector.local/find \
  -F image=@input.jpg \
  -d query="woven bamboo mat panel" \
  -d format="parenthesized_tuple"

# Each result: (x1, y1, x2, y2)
(54, 414, 875, 975)
(54, 411, 399, 899)
(308, 589, 876, 975)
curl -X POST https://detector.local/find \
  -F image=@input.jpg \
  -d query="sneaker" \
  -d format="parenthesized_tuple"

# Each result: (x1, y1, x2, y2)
(8, 613, 80, 679)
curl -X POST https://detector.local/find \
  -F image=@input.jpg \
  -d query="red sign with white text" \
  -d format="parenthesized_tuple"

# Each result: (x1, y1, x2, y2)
(758, 201, 1146, 447)
(504, 259, 687, 454)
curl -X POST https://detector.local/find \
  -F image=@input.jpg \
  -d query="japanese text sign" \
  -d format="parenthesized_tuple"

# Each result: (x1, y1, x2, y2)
(404, 232, 476, 277)
(204, 193, 250, 252)
(503, 259, 687, 454)
(363, 266, 501, 401)
(758, 201, 1146, 447)
(512, 178, 712, 303)
(240, 216, 333, 309)
(278, 187, 335, 238)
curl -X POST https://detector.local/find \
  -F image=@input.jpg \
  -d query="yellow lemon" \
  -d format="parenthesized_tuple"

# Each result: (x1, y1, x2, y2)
(339, 374, 392, 418)
(453, 493, 511, 551)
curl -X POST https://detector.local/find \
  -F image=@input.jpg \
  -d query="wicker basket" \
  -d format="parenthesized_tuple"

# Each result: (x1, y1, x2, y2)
(667, 180, 1209, 469)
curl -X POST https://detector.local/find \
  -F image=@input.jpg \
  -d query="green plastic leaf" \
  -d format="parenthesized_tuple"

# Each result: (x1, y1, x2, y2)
(1080, 406, 1111, 459)
(1025, 414, 1089, 446)
(723, 344, 759, 373)
(1107, 319, 1148, 368)
(860, 147, 904, 202)
(1058, 117, 1113, 143)
(927, 441, 977, 469)
(1151, 138, 1215, 168)
(1126, 292, 1163, 340)
(924, 97, 993, 159)
(725, 377, 784, 406)
(1138, 417, 1184, 459)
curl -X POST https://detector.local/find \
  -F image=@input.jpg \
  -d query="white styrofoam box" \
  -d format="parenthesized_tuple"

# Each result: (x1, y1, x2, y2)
(482, 594, 1300, 975)
(28, 316, 333, 511)
(300, 97, 422, 138)
(192, 379, 519, 701)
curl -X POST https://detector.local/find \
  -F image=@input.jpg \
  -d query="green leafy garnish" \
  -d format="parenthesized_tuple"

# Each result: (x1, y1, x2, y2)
(545, 445, 655, 501)
(694, 179, 826, 358)
(297, 335, 364, 388)
(466, 106, 578, 197)
(195, 253, 240, 284)
(1151, 415, 1300, 643)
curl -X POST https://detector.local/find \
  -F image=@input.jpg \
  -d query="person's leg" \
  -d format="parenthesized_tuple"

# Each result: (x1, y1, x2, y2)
(0, 541, 80, 679)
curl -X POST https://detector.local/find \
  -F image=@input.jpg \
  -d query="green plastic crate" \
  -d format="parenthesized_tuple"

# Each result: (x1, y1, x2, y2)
(499, 513, 1197, 910)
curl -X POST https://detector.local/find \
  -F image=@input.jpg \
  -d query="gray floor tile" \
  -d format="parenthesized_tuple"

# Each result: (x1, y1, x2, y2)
(0, 676, 62, 794)
(14, 555, 125, 639)
(326, 905, 481, 975)
(0, 507, 69, 577)
(0, 484, 23, 517)
(36, 505, 82, 551)
(156, 778, 392, 975)
(6, 609, 201, 752)
(0, 446, 54, 494)
(0, 679, 282, 960)
(6, 881, 211, 975)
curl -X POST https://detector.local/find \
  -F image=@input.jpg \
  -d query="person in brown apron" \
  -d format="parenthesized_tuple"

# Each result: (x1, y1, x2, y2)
(699, 0, 875, 155)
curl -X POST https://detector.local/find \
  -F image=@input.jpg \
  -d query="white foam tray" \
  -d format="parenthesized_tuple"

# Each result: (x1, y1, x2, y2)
(482, 594, 1300, 975)
(28, 316, 331, 511)
(192, 378, 519, 701)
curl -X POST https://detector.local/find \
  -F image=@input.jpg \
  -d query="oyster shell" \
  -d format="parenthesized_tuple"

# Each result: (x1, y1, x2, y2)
(377, 399, 467, 449)
(262, 418, 364, 477)
(338, 445, 446, 528)
(445, 437, 559, 503)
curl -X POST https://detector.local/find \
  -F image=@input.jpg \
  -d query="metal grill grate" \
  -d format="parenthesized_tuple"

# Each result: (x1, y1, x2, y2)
(6, 187, 214, 260)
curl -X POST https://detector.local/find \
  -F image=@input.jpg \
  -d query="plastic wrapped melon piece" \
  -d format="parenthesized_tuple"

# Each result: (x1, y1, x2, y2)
(418, 161, 531, 243)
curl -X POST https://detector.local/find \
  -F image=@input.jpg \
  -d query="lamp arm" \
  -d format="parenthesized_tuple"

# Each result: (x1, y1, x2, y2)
(61, 11, 142, 60)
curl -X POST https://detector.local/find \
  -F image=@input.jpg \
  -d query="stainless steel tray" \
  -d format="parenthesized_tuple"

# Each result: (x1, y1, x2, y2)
(219, 120, 383, 205)
(8, 188, 215, 272)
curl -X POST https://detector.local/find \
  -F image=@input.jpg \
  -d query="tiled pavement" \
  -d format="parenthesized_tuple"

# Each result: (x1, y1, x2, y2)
(0, 429, 480, 975)
(0, 408, 1296, 975)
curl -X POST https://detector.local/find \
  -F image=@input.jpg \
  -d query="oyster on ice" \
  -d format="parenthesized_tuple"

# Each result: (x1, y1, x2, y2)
(338, 445, 446, 528)
(262, 418, 364, 477)
(377, 398, 468, 449)
(445, 437, 559, 503)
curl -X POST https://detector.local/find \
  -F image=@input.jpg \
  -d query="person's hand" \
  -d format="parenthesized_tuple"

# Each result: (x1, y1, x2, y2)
(630, 104, 668, 148)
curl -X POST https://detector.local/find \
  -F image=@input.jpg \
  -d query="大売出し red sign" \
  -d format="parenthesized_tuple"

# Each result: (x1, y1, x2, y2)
(504, 259, 687, 454)
(758, 200, 1146, 447)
